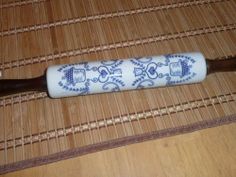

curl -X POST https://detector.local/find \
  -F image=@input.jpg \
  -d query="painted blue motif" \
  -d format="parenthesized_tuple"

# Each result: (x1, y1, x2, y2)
(169, 60, 190, 77)
(165, 54, 196, 86)
(57, 60, 124, 95)
(131, 54, 196, 88)
(63, 67, 86, 86)
(131, 56, 170, 88)
(98, 66, 122, 83)
(57, 54, 197, 95)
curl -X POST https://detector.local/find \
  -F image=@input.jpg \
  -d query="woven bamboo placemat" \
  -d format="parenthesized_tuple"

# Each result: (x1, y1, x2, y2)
(0, 0, 236, 174)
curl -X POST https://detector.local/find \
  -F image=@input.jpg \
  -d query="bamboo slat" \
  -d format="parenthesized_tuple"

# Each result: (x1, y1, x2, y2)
(0, 0, 236, 174)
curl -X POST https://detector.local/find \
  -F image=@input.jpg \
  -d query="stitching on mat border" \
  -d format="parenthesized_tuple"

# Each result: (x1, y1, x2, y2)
(0, 114, 235, 175)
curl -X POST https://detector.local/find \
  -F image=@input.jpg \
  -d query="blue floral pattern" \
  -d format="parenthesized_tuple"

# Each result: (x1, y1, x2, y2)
(58, 60, 124, 95)
(130, 54, 196, 88)
(57, 54, 198, 95)
(131, 56, 170, 88)
(165, 54, 196, 85)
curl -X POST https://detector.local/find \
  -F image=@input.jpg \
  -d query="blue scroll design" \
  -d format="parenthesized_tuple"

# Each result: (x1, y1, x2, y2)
(131, 54, 196, 88)
(165, 54, 196, 85)
(57, 60, 124, 95)
(136, 80, 155, 89)
(131, 56, 170, 88)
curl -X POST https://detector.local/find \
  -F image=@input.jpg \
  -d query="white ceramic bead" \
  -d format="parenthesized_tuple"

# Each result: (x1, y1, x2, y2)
(46, 52, 207, 98)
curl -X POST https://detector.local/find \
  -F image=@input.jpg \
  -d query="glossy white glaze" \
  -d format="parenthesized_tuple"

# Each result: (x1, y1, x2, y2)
(46, 52, 207, 98)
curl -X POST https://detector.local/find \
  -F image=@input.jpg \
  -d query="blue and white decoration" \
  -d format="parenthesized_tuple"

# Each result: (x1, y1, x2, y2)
(56, 60, 124, 96)
(46, 52, 207, 98)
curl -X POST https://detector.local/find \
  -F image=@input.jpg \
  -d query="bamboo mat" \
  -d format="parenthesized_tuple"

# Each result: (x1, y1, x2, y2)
(0, 0, 236, 174)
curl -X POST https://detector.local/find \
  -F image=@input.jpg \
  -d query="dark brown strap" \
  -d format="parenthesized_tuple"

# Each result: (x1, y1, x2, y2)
(207, 56, 236, 74)
(0, 74, 47, 97)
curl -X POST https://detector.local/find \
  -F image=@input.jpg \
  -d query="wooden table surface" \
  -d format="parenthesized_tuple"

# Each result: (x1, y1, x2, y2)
(3, 123, 235, 177)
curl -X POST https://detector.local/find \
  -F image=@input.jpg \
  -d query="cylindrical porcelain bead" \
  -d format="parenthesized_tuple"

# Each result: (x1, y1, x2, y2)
(46, 52, 207, 98)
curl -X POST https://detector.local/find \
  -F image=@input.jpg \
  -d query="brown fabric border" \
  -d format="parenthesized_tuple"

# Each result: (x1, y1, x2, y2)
(0, 114, 235, 175)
